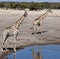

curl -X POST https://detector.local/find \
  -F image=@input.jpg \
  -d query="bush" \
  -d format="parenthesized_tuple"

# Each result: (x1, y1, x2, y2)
(0, 2, 60, 10)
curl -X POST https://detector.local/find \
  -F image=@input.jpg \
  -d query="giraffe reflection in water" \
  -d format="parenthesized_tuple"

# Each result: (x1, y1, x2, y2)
(32, 47, 42, 59)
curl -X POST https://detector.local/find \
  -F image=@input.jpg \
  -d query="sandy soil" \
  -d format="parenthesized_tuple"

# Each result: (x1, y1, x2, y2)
(0, 9, 60, 50)
(0, 9, 60, 44)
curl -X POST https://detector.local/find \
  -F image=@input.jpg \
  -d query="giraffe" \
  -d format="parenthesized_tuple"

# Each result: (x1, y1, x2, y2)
(32, 47, 42, 59)
(32, 9, 52, 35)
(2, 10, 28, 52)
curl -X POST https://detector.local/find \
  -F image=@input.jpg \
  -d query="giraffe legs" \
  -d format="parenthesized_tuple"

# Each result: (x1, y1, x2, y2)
(3, 35, 8, 46)
(32, 21, 43, 35)
(32, 25, 37, 35)
(2, 31, 8, 51)
(32, 24, 43, 35)
(40, 23, 43, 34)
(3, 31, 7, 45)
(37, 22, 43, 34)
(13, 31, 18, 53)
(14, 34, 17, 53)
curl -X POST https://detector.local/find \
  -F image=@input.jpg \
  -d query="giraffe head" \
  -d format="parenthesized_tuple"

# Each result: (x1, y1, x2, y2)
(48, 9, 52, 13)
(23, 10, 28, 17)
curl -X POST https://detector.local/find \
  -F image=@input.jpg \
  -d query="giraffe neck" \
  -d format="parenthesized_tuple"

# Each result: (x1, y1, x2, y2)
(12, 15, 26, 29)
(39, 10, 49, 20)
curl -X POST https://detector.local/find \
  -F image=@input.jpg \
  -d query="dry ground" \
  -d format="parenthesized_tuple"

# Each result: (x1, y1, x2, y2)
(0, 9, 60, 54)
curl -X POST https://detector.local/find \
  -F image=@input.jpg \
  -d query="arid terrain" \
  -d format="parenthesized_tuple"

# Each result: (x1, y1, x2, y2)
(0, 9, 60, 58)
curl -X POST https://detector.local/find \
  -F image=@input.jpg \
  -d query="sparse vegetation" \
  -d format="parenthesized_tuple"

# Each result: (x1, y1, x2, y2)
(0, 2, 60, 10)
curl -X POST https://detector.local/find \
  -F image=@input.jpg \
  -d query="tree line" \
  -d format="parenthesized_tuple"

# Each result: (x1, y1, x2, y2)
(0, 2, 60, 10)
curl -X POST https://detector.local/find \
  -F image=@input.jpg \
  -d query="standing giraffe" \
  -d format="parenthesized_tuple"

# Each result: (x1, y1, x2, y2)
(32, 9, 52, 35)
(32, 47, 42, 59)
(2, 10, 28, 52)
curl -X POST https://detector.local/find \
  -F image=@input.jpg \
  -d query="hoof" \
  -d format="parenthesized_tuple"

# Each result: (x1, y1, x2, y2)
(1, 48, 6, 52)
(14, 48, 16, 53)
(37, 32, 42, 34)
(32, 33, 34, 35)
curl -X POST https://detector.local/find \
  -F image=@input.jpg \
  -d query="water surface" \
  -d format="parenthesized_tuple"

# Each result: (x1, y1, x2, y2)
(6, 44, 60, 59)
